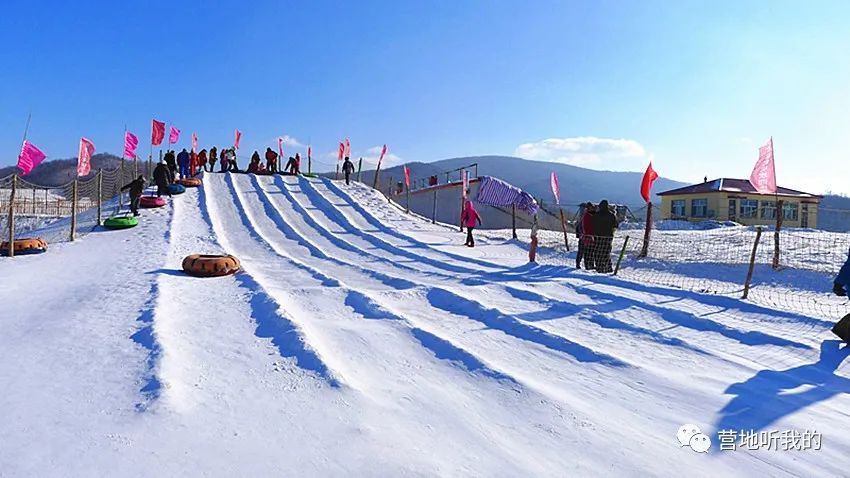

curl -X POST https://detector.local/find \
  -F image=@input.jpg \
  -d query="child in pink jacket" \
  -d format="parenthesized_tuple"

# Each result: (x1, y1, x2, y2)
(460, 200, 482, 247)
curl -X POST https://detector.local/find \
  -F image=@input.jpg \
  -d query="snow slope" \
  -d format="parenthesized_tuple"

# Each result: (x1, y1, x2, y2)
(1, 173, 848, 477)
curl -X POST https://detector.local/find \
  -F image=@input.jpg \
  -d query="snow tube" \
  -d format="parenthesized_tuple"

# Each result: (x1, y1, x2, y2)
(168, 184, 186, 195)
(176, 178, 202, 187)
(182, 254, 241, 277)
(104, 216, 139, 230)
(1, 238, 48, 256)
(140, 196, 166, 208)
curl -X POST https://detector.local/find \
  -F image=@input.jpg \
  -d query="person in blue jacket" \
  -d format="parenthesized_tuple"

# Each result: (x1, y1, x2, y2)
(176, 148, 190, 179)
(834, 248, 850, 296)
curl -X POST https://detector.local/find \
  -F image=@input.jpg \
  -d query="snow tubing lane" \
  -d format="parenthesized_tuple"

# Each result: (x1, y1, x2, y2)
(176, 178, 202, 187)
(182, 254, 241, 277)
(104, 216, 139, 230)
(1, 237, 48, 256)
(168, 184, 186, 195)
(140, 196, 167, 208)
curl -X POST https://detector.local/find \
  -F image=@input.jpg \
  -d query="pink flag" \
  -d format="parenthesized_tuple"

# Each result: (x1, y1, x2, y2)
(234, 129, 242, 149)
(278, 137, 284, 158)
(403, 165, 411, 187)
(151, 119, 165, 146)
(749, 137, 777, 194)
(191, 132, 198, 153)
(16, 140, 47, 176)
(377, 144, 387, 169)
(169, 126, 181, 144)
(344, 138, 351, 158)
(550, 172, 560, 205)
(124, 131, 139, 160)
(338, 142, 345, 161)
(77, 137, 95, 177)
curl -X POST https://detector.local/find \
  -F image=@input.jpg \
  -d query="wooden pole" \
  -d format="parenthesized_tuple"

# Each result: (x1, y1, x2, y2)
(743, 227, 763, 299)
(772, 199, 784, 270)
(119, 162, 125, 211)
(335, 164, 340, 180)
(639, 203, 653, 258)
(559, 208, 570, 251)
(459, 195, 465, 232)
(432, 189, 437, 224)
(613, 236, 630, 276)
(512, 204, 517, 239)
(97, 169, 103, 226)
(69, 179, 78, 241)
(406, 183, 411, 214)
(7, 175, 16, 257)
(357, 158, 363, 183)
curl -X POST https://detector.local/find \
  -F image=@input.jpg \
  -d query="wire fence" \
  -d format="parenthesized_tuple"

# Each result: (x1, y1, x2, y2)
(1, 161, 148, 253)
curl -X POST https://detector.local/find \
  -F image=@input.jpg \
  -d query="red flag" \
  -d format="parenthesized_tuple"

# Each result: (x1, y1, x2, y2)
(191, 132, 198, 153)
(169, 126, 180, 144)
(377, 144, 387, 169)
(640, 162, 659, 203)
(151, 119, 165, 146)
(550, 172, 560, 205)
(403, 165, 411, 187)
(124, 131, 139, 160)
(750, 137, 777, 194)
(77, 137, 95, 177)
(17, 140, 47, 176)
(234, 129, 242, 149)
(338, 142, 345, 161)
(344, 138, 351, 158)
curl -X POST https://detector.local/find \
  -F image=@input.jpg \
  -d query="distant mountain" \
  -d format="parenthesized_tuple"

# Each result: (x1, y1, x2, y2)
(360, 155, 688, 208)
(0, 153, 126, 186)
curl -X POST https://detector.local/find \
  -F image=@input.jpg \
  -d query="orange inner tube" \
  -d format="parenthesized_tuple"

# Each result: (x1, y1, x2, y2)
(177, 178, 202, 187)
(182, 254, 241, 277)
(1, 237, 48, 254)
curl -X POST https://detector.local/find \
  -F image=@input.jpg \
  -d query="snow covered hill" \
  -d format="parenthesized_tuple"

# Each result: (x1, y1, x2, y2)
(1, 174, 848, 477)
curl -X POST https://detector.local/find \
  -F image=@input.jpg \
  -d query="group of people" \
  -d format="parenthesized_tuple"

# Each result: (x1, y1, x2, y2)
(575, 200, 619, 273)
(246, 149, 302, 175)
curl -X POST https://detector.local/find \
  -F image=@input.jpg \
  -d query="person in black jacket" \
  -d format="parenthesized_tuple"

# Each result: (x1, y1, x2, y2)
(341, 157, 355, 185)
(121, 175, 146, 216)
(591, 199, 618, 273)
(164, 150, 177, 180)
(153, 160, 173, 197)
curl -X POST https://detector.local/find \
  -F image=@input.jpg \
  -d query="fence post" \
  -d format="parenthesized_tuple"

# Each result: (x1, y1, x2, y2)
(97, 169, 103, 226)
(512, 204, 517, 239)
(335, 164, 340, 180)
(639, 202, 653, 258)
(772, 199, 783, 270)
(119, 162, 125, 211)
(69, 179, 78, 241)
(357, 158, 363, 183)
(31, 187, 35, 214)
(743, 227, 763, 299)
(559, 208, 570, 251)
(613, 235, 630, 276)
(432, 189, 437, 224)
(406, 183, 411, 214)
(7, 175, 16, 257)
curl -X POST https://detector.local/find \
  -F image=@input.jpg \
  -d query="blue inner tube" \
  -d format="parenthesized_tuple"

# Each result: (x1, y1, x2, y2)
(168, 183, 186, 194)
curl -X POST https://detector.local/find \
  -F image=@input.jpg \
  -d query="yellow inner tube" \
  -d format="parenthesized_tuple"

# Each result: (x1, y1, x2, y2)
(177, 178, 202, 187)
(1, 238, 48, 255)
(182, 254, 241, 277)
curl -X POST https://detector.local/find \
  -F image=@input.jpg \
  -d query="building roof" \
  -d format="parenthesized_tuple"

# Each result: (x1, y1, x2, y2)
(658, 178, 822, 199)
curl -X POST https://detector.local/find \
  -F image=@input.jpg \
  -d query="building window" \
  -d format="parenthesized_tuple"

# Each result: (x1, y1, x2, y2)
(761, 201, 776, 220)
(783, 202, 798, 221)
(671, 199, 686, 217)
(691, 199, 708, 218)
(740, 199, 758, 218)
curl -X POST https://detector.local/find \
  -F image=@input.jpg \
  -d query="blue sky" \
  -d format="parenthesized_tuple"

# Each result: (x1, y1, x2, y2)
(2, 0, 848, 193)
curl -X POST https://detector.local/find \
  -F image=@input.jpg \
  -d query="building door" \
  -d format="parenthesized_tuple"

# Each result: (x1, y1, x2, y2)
(801, 204, 809, 228)
(728, 199, 736, 221)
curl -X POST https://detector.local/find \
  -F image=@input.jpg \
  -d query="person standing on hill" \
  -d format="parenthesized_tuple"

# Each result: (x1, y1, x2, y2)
(121, 175, 146, 217)
(164, 150, 177, 180)
(265, 147, 278, 173)
(219, 148, 230, 172)
(461, 200, 482, 247)
(176, 148, 190, 179)
(580, 203, 596, 270)
(591, 200, 618, 273)
(293, 153, 302, 174)
(198, 149, 208, 173)
(341, 157, 355, 185)
(153, 159, 172, 197)
(209, 146, 218, 172)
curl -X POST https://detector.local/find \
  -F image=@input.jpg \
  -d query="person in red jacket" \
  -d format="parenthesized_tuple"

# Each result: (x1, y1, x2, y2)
(198, 149, 208, 173)
(460, 200, 482, 247)
(580, 203, 596, 270)
(189, 151, 198, 177)
(265, 147, 278, 173)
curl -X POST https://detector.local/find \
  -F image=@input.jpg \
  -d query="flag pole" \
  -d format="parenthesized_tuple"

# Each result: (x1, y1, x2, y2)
(21, 112, 32, 144)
